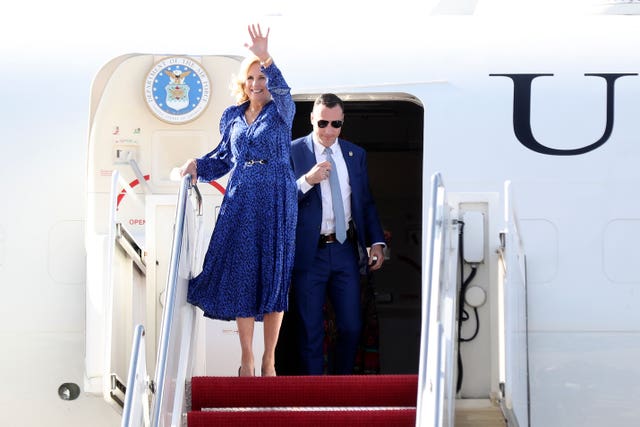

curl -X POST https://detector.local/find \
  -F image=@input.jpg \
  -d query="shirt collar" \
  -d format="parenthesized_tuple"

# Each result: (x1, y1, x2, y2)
(312, 135, 340, 155)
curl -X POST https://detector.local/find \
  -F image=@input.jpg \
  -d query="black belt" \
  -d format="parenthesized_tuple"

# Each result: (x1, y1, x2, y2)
(319, 233, 338, 244)
(318, 222, 355, 246)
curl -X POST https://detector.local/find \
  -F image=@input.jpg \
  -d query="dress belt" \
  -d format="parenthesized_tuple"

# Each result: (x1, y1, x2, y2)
(319, 233, 338, 244)
(319, 222, 355, 246)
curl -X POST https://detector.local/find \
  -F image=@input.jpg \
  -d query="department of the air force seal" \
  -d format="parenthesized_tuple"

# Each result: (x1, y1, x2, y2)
(144, 56, 211, 124)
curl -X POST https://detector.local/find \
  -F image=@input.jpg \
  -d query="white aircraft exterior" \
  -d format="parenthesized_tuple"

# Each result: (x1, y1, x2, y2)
(2, 1, 640, 426)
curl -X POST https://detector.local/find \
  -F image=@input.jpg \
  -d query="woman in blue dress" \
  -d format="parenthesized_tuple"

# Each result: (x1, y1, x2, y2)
(180, 24, 296, 377)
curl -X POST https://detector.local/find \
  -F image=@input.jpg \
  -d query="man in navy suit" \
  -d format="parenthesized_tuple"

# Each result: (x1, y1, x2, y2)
(290, 93, 385, 375)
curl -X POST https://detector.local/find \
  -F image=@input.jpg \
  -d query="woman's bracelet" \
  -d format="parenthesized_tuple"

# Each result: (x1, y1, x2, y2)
(260, 56, 273, 67)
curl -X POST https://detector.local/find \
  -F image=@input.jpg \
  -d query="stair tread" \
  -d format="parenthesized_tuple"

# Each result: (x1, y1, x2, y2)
(201, 406, 415, 411)
(190, 374, 418, 410)
(188, 407, 416, 427)
(454, 399, 507, 427)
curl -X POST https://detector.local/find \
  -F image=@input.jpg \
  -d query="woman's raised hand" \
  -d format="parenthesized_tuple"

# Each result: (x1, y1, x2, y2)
(245, 24, 270, 61)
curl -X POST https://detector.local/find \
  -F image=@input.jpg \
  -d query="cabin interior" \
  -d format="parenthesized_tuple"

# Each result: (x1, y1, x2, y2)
(276, 96, 425, 376)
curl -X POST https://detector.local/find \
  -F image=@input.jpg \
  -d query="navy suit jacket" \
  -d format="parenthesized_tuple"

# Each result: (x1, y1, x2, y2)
(290, 133, 385, 272)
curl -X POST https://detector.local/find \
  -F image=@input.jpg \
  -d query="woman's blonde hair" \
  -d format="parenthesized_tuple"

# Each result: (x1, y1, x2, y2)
(231, 56, 261, 105)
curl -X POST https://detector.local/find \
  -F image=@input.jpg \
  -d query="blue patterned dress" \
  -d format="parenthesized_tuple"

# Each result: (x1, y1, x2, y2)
(187, 63, 297, 321)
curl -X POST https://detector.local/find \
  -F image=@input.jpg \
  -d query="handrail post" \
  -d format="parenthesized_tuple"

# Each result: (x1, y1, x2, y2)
(150, 174, 192, 427)
(104, 170, 120, 401)
(416, 172, 444, 426)
(121, 325, 148, 427)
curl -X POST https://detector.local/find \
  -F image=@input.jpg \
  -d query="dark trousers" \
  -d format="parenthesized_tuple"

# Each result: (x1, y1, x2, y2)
(292, 240, 361, 375)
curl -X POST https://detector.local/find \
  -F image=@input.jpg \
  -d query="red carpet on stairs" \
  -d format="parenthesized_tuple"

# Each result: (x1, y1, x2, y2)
(188, 374, 418, 426)
(188, 408, 416, 427)
(191, 374, 417, 409)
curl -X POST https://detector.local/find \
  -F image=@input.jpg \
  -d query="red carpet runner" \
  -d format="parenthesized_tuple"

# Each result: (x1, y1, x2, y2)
(188, 374, 417, 426)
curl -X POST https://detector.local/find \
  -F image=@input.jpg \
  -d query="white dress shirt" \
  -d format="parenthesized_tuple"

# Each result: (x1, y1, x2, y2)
(297, 137, 351, 235)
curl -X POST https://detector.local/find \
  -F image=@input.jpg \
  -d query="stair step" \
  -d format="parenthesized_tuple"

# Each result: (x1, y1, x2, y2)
(201, 406, 414, 411)
(190, 374, 417, 410)
(187, 408, 416, 427)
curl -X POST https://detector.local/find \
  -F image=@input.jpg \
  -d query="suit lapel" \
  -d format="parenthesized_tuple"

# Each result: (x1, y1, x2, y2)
(303, 135, 322, 201)
(303, 135, 315, 163)
(339, 139, 357, 185)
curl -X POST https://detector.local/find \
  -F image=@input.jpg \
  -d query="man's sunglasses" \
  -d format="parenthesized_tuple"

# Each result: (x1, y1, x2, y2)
(317, 120, 343, 129)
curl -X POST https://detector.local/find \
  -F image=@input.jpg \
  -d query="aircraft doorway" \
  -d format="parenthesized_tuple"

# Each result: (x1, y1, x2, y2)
(277, 93, 424, 375)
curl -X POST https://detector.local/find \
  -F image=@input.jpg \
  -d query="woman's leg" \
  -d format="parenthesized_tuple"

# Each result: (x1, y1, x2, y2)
(236, 317, 255, 376)
(261, 311, 284, 376)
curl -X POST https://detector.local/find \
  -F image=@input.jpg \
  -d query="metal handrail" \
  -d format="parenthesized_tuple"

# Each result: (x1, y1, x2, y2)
(150, 174, 192, 427)
(103, 170, 120, 400)
(500, 181, 530, 427)
(416, 172, 444, 425)
(128, 155, 152, 195)
(416, 172, 459, 426)
(121, 325, 149, 427)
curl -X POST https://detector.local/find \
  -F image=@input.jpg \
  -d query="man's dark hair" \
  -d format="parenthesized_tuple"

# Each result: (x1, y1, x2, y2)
(314, 93, 344, 111)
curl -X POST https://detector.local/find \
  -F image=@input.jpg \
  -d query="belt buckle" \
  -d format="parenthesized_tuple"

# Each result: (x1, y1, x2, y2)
(245, 159, 266, 166)
(322, 233, 337, 244)
(319, 234, 332, 246)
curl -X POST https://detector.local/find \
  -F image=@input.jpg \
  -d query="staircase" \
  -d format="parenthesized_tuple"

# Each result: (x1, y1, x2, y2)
(187, 374, 418, 426)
